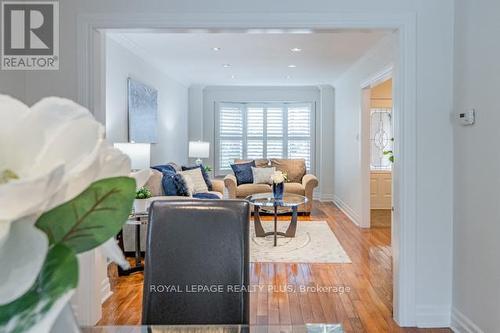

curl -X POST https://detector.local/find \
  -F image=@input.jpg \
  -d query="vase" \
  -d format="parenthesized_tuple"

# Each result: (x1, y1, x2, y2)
(272, 182, 284, 200)
(133, 199, 148, 213)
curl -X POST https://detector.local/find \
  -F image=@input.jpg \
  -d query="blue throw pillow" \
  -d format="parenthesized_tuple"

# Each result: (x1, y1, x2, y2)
(193, 193, 220, 200)
(181, 164, 212, 191)
(230, 161, 256, 185)
(152, 164, 177, 174)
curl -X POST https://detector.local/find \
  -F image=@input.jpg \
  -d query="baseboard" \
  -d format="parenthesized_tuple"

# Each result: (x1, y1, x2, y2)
(451, 307, 484, 333)
(415, 305, 451, 328)
(313, 193, 334, 201)
(333, 195, 360, 226)
(100, 277, 112, 304)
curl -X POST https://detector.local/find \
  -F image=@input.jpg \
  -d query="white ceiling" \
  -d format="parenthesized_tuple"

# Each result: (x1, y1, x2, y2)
(108, 31, 390, 86)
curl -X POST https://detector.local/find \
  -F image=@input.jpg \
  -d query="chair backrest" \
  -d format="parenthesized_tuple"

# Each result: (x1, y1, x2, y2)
(142, 199, 250, 325)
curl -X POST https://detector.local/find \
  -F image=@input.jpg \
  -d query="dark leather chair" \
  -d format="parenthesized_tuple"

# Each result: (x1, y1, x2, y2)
(142, 199, 250, 325)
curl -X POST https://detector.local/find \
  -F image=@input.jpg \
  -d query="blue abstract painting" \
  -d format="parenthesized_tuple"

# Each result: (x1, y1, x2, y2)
(128, 78, 158, 143)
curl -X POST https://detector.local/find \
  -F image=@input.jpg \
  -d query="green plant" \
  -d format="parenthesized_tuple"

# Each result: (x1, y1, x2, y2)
(203, 165, 212, 173)
(135, 186, 152, 199)
(383, 150, 394, 163)
(383, 138, 395, 163)
(0, 177, 136, 331)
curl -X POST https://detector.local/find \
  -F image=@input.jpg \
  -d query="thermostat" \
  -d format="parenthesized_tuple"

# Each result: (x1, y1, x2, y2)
(458, 109, 475, 126)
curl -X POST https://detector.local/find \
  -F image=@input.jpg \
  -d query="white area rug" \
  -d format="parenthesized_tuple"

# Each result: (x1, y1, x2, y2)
(250, 221, 351, 263)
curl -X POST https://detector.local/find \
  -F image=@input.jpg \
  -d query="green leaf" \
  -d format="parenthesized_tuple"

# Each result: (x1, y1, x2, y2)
(36, 177, 136, 253)
(0, 244, 78, 333)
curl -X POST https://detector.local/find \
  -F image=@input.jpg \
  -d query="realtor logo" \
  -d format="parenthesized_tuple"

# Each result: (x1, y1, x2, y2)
(1, 1, 59, 70)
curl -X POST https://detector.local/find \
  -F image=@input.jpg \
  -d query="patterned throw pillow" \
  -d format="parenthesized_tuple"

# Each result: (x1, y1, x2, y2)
(172, 173, 192, 196)
(181, 164, 212, 191)
(251, 166, 276, 184)
(230, 161, 256, 185)
(178, 168, 208, 194)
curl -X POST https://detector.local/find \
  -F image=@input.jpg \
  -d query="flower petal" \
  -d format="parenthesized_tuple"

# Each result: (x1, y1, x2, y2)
(0, 217, 48, 305)
(0, 95, 32, 173)
(96, 145, 132, 180)
(26, 291, 75, 333)
(0, 164, 64, 224)
(43, 298, 79, 333)
(0, 94, 29, 128)
(131, 168, 152, 189)
(101, 238, 130, 270)
(28, 97, 104, 178)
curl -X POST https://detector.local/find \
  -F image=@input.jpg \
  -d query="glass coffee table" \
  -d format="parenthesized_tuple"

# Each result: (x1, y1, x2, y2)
(246, 193, 307, 246)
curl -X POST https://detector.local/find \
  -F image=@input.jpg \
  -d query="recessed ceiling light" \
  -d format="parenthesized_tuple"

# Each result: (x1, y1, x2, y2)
(212, 47, 221, 51)
(288, 64, 297, 68)
(286, 75, 291, 79)
(291, 47, 302, 52)
(222, 64, 231, 68)
(231, 75, 236, 79)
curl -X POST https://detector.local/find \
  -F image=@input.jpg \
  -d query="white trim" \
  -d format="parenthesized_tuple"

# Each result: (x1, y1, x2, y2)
(77, 11, 418, 326)
(314, 194, 334, 202)
(451, 308, 484, 333)
(100, 276, 112, 304)
(333, 195, 361, 226)
(415, 305, 451, 328)
(360, 65, 394, 89)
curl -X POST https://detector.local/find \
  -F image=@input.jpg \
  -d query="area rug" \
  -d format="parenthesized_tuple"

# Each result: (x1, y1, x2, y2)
(249, 221, 352, 263)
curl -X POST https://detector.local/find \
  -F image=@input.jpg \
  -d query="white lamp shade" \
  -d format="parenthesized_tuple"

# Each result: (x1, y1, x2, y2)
(114, 143, 151, 170)
(189, 141, 210, 158)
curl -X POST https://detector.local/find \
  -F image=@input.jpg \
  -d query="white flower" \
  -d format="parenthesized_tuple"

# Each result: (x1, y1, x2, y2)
(271, 171, 285, 184)
(0, 95, 132, 305)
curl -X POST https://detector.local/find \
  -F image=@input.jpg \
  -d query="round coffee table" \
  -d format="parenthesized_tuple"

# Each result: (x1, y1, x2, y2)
(246, 193, 308, 246)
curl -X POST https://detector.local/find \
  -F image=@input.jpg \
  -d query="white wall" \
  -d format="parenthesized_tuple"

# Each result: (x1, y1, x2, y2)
(452, 0, 500, 332)
(334, 20, 454, 326)
(333, 35, 396, 225)
(12, 0, 455, 327)
(189, 85, 334, 200)
(106, 36, 189, 166)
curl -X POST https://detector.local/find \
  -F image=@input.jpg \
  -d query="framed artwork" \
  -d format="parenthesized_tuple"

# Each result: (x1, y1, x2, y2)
(127, 78, 158, 143)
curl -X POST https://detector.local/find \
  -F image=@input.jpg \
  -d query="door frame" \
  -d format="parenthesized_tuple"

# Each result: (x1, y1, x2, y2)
(76, 12, 417, 326)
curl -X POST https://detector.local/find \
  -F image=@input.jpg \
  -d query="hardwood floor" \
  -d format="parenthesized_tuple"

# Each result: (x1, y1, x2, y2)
(99, 201, 451, 333)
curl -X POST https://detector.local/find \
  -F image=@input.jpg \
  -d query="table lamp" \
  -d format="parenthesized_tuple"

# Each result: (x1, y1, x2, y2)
(189, 141, 209, 166)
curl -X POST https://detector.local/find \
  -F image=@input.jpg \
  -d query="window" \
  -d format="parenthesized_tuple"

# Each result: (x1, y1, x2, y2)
(370, 108, 393, 170)
(216, 102, 314, 175)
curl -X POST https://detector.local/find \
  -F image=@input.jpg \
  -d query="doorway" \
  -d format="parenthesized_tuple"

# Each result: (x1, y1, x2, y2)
(368, 78, 393, 228)
(77, 13, 418, 326)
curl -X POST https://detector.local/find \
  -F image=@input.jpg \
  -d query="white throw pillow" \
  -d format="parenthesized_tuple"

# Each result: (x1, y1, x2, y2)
(252, 166, 276, 184)
(178, 168, 208, 194)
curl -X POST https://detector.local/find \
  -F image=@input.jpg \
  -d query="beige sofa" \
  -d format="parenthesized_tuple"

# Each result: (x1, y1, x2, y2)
(145, 168, 225, 199)
(224, 158, 318, 213)
(123, 166, 225, 251)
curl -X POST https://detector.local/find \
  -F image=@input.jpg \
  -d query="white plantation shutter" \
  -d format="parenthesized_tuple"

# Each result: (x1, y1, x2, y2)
(287, 104, 312, 170)
(216, 102, 314, 175)
(247, 107, 264, 159)
(218, 104, 243, 171)
(288, 105, 311, 137)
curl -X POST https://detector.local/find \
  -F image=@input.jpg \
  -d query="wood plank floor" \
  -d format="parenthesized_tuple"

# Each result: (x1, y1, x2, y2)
(99, 201, 451, 333)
